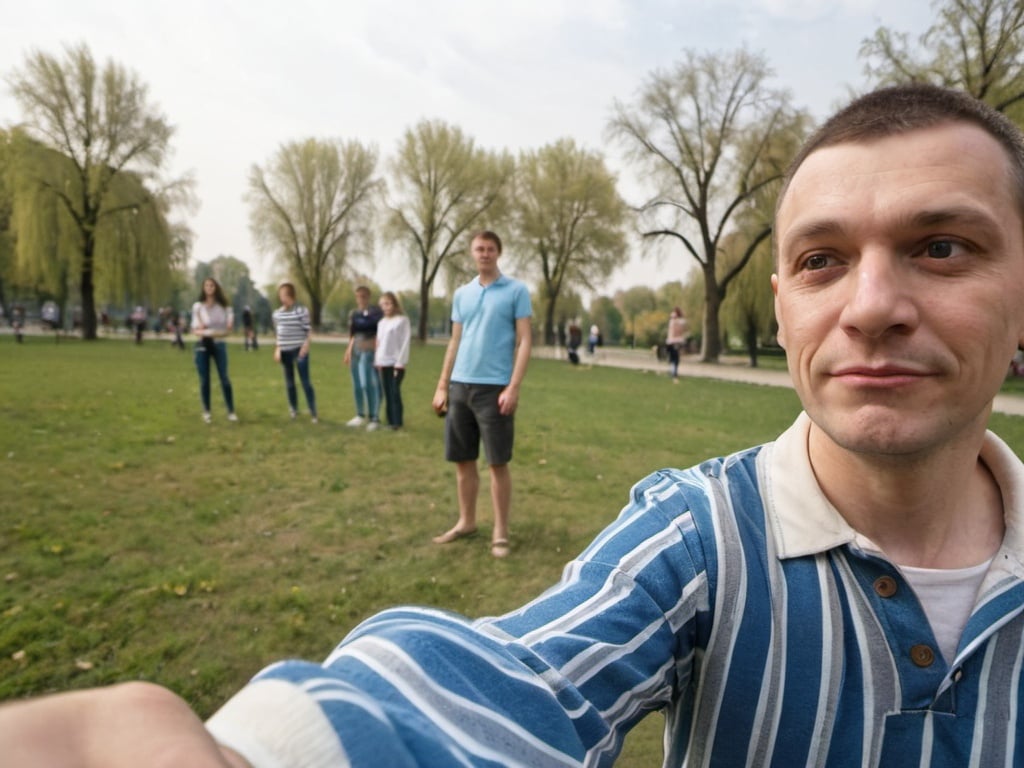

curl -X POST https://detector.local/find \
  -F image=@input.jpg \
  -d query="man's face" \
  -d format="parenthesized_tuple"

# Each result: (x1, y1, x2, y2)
(471, 236, 501, 275)
(773, 122, 1024, 459)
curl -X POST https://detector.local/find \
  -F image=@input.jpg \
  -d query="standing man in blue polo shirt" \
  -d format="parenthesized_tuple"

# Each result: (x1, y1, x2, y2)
(431, 230, 532, 558)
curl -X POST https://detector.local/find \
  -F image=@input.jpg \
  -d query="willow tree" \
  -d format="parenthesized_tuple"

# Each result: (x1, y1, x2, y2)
(861, 0, 1024, 122)
(8, 136, 183, 322)
(0, 131, 14, 317)
(512, 138, 628, 345)
(6, 43, 190, 338)
(385, 120, 513, 340)
(248, 138, 380, 329)
(609, 48, 806, 362)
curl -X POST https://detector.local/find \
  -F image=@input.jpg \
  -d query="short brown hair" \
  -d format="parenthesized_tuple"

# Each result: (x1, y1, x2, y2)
(779, 83, 1024, 216)
(278, 282, 296, 299)
(470, 230, 503, 254)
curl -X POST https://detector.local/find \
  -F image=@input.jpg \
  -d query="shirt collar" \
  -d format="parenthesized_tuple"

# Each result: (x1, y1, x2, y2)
(763, 411, 1024, 572)
(475, 273, 507, 289)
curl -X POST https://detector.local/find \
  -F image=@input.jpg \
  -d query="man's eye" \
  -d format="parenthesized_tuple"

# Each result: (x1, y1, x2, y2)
(926, 240, 954, 259)
(804, 253, 831, 270)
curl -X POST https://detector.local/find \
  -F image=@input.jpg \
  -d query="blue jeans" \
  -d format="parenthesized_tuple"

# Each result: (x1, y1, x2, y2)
(379, 366, 405, 427)
(280, 347, 317, 417)
(349, 347, 380, 420)
(194, 340, 234, 413)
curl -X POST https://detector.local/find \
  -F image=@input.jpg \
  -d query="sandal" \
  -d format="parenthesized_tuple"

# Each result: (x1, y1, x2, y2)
(432, 526, 478, 544)
(490, 538, 510, 558)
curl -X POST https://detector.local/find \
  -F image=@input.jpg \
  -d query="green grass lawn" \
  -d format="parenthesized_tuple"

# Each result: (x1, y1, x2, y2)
(3, 334, 1024, 765)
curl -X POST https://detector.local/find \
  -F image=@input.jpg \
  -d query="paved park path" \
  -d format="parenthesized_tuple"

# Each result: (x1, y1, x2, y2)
(536, 344, 1024, 418)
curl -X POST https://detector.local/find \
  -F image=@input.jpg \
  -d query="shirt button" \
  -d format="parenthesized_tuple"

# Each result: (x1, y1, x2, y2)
(873, 576, 898, 597)
(910, 644, 935, 668)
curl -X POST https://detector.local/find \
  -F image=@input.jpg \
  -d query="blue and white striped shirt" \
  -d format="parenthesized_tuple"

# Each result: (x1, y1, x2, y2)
(273, 304, 311, 351)
(207, 413, 1024, 767)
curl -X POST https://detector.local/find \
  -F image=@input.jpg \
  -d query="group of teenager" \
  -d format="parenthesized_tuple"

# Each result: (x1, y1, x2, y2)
(187, 230, 531, 563)
(187, 280, 412, 431)
(12, 83, 1024, 766)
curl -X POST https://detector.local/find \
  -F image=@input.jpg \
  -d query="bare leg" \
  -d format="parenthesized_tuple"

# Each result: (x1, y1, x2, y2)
(433, 460, 479, 543)
(490, 463, 511, 556)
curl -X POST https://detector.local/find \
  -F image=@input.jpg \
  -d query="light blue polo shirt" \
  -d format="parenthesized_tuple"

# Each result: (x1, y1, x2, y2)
(450, 274, 532, 385)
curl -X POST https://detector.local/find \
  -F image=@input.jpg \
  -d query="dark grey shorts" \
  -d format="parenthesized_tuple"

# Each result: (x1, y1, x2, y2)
(445, 382, 514, 465)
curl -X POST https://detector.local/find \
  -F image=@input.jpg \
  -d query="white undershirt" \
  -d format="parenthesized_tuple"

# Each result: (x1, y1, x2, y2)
(900, 558, 993, 664)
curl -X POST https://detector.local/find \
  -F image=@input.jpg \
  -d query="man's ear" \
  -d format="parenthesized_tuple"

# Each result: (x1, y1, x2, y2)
(771, 274, 786, 349)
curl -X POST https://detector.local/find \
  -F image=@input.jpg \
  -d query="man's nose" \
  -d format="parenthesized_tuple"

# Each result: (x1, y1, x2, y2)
(838, 250, 919, 339)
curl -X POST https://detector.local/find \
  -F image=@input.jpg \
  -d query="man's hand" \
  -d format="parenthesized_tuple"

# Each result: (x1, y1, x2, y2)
(498, 385, 519, 416)
(432, 385, 448, 415)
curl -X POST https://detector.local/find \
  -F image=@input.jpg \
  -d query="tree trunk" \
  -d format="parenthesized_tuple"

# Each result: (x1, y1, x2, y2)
(80, 237, 98, 340)
(544, 298, 558, 346)
(310, 297, 323, 331)
(745, 320, 758, 368)
(700, 264, 722, 363)
(418, 275, 430, 341)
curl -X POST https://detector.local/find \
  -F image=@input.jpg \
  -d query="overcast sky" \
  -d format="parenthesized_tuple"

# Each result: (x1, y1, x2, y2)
(0, 0, 936, 297)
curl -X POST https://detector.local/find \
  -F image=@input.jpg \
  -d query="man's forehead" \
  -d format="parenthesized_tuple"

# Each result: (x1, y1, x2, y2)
(777, 123, 1018, 223)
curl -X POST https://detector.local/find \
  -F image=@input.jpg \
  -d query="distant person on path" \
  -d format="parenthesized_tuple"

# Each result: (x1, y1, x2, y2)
(567, 322, 582, 365)
(665, 307, 689, 382)
(587, 323, 600, 354)
(130, 305, 147, 345)
(169, 309, 185, 350)
(431, 230, 532, 558)
(343, 285, 383, 432)
(242, 305, 258, 351)
(374, 291, 411, 430)
(41, 301, 60, 342)
(11, 304, 24, 343)
(190, 278, 237, 424)
(272, 283, 317, 423)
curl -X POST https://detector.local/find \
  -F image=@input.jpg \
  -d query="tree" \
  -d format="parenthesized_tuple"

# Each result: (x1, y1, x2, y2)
(8, 135, 185, 325)
(385, 120, 513, 340)
(609, 48, 806, 362)
(247, 138, 380, 329)
(0, 130, 16, 318)
(861, 0, 1024, 122)
(614, 285, 657, 348)
(720, 228, 775, 367)
(512, 138, 629, 345)
(6, 43, 192, 338)
(587, 295, 624, 346)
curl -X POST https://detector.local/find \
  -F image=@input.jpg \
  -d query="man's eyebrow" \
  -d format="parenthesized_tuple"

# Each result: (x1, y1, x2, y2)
(903, 205, 1002, 231)
(778, 219, 846, 255)
(780, 206, 1003, 252)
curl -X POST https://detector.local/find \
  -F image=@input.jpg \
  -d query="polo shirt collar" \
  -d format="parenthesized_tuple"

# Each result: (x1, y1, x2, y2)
(475, 273, 507, 288)
(762, 412, 1024, 574)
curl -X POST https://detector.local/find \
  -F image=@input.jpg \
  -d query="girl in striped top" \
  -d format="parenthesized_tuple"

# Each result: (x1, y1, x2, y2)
(272, 283, 317, 423)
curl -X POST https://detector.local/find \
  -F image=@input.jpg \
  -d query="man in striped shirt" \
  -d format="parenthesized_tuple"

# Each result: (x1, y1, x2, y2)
(7, 83, 1024, 768)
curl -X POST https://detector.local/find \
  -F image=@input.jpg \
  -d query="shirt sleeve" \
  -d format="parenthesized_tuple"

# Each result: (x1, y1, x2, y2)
(396, 317, 411, 367)
(514, 282, 533, 320)
(207, 469, 711, 767)
(451, 287, 465, 324)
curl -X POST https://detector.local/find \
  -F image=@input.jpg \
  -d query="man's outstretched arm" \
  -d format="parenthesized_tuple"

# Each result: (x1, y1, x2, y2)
(1, 682, 249, 768)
